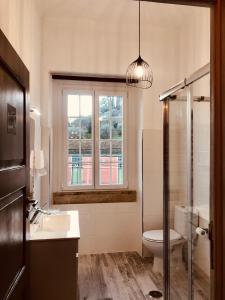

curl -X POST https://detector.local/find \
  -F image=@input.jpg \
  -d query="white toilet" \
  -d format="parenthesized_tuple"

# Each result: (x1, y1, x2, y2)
(143, 205, 188, 274)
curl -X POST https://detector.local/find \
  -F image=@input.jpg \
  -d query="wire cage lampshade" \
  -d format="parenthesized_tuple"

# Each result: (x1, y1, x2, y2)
(126, 55, 153, 89)
(126, 0, 153, 89)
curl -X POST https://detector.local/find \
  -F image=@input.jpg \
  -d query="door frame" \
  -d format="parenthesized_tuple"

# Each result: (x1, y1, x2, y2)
(0, 29, 30, 298)
(143, 0, 222, 299)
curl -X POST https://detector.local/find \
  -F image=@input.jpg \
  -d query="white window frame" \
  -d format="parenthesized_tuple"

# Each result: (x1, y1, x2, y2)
(61, 86, 128, 191)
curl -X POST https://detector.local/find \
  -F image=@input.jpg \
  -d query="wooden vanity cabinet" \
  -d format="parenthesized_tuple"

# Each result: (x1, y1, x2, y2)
(29, 238, 79, 300)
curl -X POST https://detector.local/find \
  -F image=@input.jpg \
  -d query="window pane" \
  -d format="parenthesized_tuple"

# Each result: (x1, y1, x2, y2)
(68, 127, 80, 139)
(81, 157, 92, 185)
(100, 119, 110, 139)
(112, 141, 122, 156)
(68, 95, 79, 117)
(67, 155, 93, 186)
(80, 95, 92, 117)
(68, 118, 80, 139)
(81, 141, 92, 156)
(100, 141, 110, 157)
(81, 118, 92, 139)
(99, 96, 110, 119)
(67, 155, 81, 185)
(100, 159, 111, 185)
(98, 94, 124, 186)
(68, 140, 80, 154)
(111, 118, 122, 140)
(67, 163, 79, 185)
(67, 92, 93, 187)
(111, 96, 123, 117)
(111, 157, 123, 185)
(68, 117, 80, 127)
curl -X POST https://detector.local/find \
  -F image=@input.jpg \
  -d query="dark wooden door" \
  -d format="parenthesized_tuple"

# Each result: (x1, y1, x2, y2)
(0, 30, 29, 300)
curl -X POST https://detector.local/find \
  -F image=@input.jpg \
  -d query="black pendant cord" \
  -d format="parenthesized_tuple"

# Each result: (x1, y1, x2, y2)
(126, 0, 153, 89)
(139, 0, 141, 57)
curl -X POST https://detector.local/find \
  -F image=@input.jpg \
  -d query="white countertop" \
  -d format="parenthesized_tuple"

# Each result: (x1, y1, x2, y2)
(30, 210, 80, 241)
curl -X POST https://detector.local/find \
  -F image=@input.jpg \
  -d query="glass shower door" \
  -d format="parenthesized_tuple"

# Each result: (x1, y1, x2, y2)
(191, 74, 211, 299)
(163, 67, 211, 300)
(166, 89, 189, 300)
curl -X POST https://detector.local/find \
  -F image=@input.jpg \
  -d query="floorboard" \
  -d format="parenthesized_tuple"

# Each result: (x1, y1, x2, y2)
(78, 252, 209, 300)
(78, 252, 160, 300)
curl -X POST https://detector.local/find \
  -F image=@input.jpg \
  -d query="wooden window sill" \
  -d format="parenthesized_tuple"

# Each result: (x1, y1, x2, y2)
(53, 190, 137, 205)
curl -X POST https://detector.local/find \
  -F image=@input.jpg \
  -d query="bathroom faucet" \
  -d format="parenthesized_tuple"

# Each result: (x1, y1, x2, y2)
(30, 207, 52, 224)
(29, 200, 51, 223)
(27, 197, 50, 215)
(33, 206, 51, 215)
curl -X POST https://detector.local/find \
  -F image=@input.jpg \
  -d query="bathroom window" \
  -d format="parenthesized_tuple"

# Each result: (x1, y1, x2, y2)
(63, 89, 127, 190)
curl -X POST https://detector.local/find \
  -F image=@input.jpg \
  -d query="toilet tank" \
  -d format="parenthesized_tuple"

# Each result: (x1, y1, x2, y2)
(174, 205, 188, 238)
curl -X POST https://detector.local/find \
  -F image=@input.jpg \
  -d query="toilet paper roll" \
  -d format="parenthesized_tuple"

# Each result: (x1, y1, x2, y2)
(195, 227, 208, 237)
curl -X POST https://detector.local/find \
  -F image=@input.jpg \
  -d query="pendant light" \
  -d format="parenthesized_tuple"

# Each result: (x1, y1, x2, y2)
(126, 0, 153, 89)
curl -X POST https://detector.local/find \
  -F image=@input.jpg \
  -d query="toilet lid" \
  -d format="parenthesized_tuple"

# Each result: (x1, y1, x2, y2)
(143, 229, 181, 242)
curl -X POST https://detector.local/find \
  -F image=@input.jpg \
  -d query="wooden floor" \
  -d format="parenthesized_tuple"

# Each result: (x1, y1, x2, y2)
(78, 252, 209, 300)
(170, 264, 210, 300)
(78, 252, 161, 300)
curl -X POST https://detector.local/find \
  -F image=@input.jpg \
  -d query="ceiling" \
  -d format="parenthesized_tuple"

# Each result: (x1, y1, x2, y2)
(35, 0, 208, 27)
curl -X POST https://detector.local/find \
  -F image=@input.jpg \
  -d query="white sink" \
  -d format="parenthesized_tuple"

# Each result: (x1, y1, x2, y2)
(30, 210, 80, 241)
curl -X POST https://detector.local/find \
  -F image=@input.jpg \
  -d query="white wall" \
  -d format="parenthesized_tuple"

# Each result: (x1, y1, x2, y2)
(0, 0, 42, 202)
(143, 129, 163, 238)
(40, 4, 210, 255)
(0, 0, 41, 108)
(142, 8, 210, 242)
(176, 9, 210, 80)
(41, 16, 179, 127)
(41, 12, 179, 254)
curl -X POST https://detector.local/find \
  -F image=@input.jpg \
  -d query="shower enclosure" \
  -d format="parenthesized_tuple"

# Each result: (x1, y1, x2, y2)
(160, 64, 211, 300)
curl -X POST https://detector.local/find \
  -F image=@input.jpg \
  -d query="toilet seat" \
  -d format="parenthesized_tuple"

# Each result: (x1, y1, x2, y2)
(143, 229, 182, 243)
